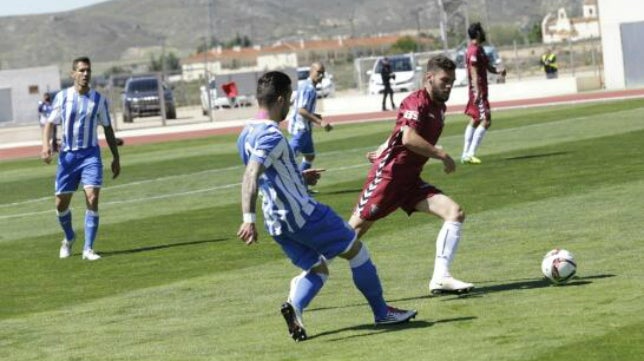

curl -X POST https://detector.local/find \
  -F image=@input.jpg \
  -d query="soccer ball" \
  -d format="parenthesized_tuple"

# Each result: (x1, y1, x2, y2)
(541, 248, 577, 284)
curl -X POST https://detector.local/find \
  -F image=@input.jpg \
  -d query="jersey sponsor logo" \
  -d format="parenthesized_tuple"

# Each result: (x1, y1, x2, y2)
(403, 110, 419, 121)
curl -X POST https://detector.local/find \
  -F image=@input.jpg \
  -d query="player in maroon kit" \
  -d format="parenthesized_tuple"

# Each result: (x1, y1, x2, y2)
(461, 22, 506, 164)
(349, 55, 474, 295)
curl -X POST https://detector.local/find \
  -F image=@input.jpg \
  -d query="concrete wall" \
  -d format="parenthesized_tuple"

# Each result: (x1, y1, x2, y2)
(597, 0, 644, 89)
(0, 65, 60, 126)
(319, 75, 598, 116)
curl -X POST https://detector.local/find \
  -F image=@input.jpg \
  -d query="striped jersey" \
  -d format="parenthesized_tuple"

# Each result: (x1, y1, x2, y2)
(237, 119, 317, 236)
(47, 87, 112, 152)
(287, 78, 317, 134)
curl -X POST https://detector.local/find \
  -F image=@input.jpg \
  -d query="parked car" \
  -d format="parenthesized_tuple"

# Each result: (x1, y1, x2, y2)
(296, 66, 336, 98)
(454, 45, 505, 87)
(367, 54, 421, 95)
(121, 76, 176, 123)
(199, 79, 254, 115)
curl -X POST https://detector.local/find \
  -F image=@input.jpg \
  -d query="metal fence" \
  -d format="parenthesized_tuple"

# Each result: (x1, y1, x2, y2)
(351, 38, 604, 93)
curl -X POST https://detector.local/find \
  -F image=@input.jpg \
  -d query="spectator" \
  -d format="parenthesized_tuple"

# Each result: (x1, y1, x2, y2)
(38, 92, 57, 152)
(381, 57, 396, 111)
(541, 48, 558, 79)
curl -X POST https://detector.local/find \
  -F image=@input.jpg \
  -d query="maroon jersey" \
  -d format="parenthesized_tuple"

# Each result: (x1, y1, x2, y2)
(466, 43, 489, 100)
(465, 43, 491, 121)
(355, 89, 445, 221)
(374, 89, 445, 178)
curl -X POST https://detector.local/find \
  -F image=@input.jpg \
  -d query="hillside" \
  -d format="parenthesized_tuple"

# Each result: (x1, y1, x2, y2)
(0, 0, 582, 71)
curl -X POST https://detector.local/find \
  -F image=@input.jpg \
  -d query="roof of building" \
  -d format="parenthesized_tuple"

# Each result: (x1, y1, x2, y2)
(182, 34, 406, 65)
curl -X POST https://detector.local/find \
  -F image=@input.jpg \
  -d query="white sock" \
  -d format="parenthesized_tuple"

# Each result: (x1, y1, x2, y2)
(433, 221, 462, 279)
(462, 124, 475, 158)
(467, 127, 487, 157)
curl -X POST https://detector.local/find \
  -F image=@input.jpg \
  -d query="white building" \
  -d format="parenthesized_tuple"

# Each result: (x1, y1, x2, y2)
(597, 0, 644, 89)
(542, 0, 600, 44)
(0, 65, 60, 126)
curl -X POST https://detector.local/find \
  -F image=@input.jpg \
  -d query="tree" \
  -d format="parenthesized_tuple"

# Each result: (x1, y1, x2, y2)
(196, 36, 221, 53)
(149, 52, 181, 72)
(390, 36, 419, 54)
(225, 33, 252, 48)
(527, 23, 542, 44)
(103, 65, 130, 78)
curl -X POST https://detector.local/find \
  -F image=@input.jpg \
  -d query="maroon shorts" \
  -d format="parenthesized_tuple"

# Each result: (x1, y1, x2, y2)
(465, 97, 490, 122)
(355, 175, 443, 221)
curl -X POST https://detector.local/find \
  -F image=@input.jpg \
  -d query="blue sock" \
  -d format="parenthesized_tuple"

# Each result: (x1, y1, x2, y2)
(300, 160, 312, 172)
(57, 209, 75, 242)
(289, 271, 326, 312)
(84, 210, 99, 250)
(350, 245, 388, 320)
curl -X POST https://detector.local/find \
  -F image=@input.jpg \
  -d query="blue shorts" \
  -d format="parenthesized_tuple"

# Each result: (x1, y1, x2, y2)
(289, 131, 315, 156)
(273, 203, 357, 271)
(55, 147, 103, 194)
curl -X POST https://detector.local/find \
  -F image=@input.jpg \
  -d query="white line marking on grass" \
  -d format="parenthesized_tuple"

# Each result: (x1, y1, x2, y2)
(0, 182, 243, 220)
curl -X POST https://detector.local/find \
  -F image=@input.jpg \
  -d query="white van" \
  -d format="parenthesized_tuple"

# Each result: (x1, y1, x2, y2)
(367, 54, 420, 95)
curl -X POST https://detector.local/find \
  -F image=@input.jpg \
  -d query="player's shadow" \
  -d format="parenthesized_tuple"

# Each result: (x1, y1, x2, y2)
(504, 151, 568, 161)
(439, 274, 616, 300)
(311, 316, 476, 342)
(100, 237, 229, 257)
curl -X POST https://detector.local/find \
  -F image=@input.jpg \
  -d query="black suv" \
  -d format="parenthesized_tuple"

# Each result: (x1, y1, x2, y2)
(122, 76, 176, 123)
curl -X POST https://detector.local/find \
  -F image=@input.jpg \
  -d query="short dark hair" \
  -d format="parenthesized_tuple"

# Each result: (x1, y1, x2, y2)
(72, 56, 91, 70)
(468, 22, 484, 40)
(426, 55, 456, 73)
(256, 71, 292, 107)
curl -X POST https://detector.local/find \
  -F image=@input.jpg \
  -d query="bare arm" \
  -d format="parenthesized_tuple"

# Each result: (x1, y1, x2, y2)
(103, 126, 121, 179)
(40, 122, 54, 163)
(237, 160, 264, 245)
(401, 126, 455, 174)
(298, 108, 332, 131)
(366, 139, 388, 163)
(487, 63, 507, 77)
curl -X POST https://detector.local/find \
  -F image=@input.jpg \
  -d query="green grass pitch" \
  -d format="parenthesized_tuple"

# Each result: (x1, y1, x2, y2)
(1, 99, 643, 361)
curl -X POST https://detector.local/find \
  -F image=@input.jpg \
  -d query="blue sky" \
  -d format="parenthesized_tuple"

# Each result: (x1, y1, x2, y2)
(0, 0, 111, 17)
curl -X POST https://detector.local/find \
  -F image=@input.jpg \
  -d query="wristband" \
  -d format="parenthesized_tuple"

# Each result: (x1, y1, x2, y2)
(243, 213, 256, 223)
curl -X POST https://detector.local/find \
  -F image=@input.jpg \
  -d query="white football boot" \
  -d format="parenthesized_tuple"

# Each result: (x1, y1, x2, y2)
(429, 276, 474, 295)
(82, 249, 101, 261)
(59, 239, 74, 259)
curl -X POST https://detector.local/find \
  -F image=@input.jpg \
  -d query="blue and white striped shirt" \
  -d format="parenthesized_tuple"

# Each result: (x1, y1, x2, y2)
(48, 87, 112, 152)
(237, 119, 317, 236)
(287, 79, 317, 134)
